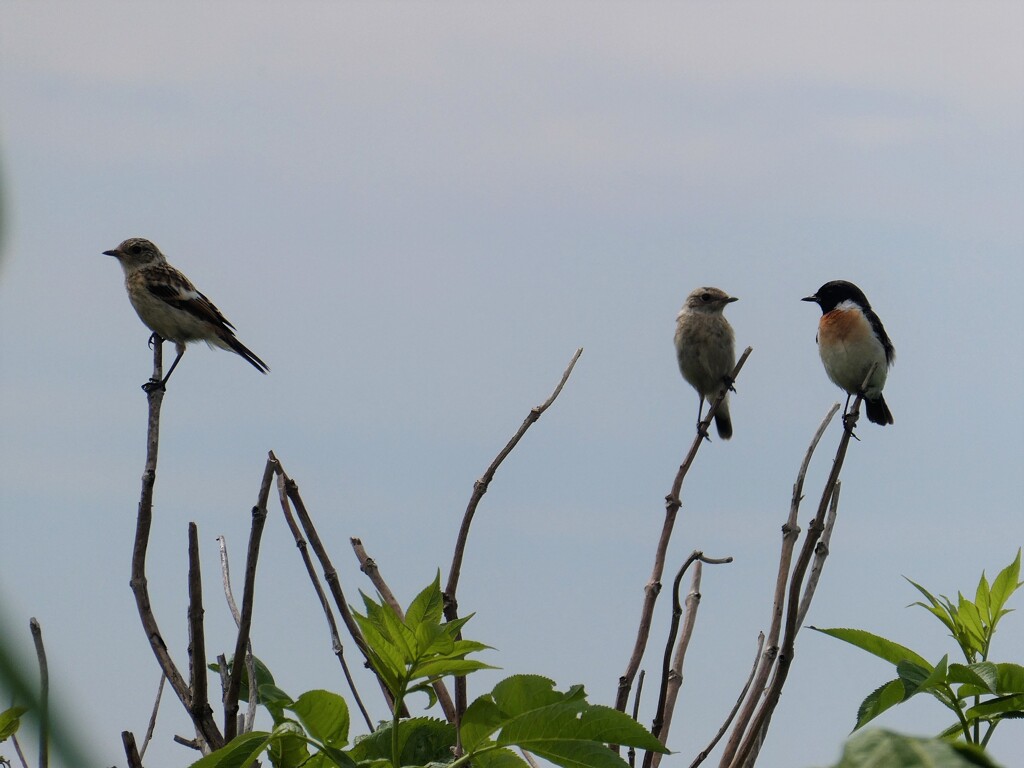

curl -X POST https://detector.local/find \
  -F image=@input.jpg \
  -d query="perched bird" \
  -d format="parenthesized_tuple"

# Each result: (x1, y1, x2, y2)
(674, 287, 738, 440)
(104, 237, 268, 390)
(802, 280, 894, 425)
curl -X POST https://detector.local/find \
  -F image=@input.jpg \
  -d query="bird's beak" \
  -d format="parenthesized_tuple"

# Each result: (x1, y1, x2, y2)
(801, 295, 818, 303)
(103, 249, 121, 258)
(726, 296, 739, 303)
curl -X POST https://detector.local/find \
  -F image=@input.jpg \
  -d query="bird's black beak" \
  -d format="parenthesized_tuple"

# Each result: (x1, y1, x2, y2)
(103, 249, 121, 258)
(801, 295, 818, 303)
(726, 296, 739, 303)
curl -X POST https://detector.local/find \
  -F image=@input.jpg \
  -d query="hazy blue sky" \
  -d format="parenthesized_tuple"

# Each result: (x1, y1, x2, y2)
(1, 4, 1022, 767)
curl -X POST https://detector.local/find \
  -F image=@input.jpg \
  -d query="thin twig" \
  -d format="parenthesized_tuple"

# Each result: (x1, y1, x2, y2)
(10, 732, 28, 768)
(186, 524, 214, 751)
(272, 462, 373, 730)
(717, 403, 838, 767)
(139, 674, 164, 758)
(217, 536, 259, 734)
(628, 670, 646, 768)
(276, 459, 400, 715)
(616, 347, 752, 715)
(690, 634, 764, 768)
(222, 457, 274, 741)
(646, 555, 732, 768)
(28, 619, 47, 768)
(728, 366, 876, 768)
(443, 348, 584, 722)
(351, 537, 456, 723)
(121, 731, 143, 768)
(796, 482, 841, 628)
(128, 339, 223, 751)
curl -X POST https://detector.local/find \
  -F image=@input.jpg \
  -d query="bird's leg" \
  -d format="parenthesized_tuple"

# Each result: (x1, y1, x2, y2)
(143, 342, 186, 392)
(147, 332, 162, 350)
(841, 392, 861, 437)
(696, 395, 711, 441)
(722, 373, 737, 394)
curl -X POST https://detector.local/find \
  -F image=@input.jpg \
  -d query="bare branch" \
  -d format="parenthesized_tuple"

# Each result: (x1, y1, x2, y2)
(186, 524, 213, 751)
(728, 366, 876, 768)
(690, 634, 764, 768)
(718, 402, 838, 767)
(351, 538, 456, 723)
(796, 481, 841, 628)
(139, 674, 164, 758)
(443, 348, 584, 721)
(217, 536, 259, 734)
(28, 619, 47, 768)
(121, 731, 143, 768)
(616, 347, 752, 714)
(222, 457, 274, 741)
(272, 465, 373, 731)
(628, 670, 646, 768)
(128, 339, 223, 750)
(274, 457, 400, 716)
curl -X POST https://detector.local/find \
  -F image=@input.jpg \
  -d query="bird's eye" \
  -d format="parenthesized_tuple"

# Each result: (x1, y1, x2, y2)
(701, 292, 711, 302)
(128, 244, 142, 255)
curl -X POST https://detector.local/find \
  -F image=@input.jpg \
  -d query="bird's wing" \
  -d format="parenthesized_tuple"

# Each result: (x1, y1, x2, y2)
(144, 265, 237, 331)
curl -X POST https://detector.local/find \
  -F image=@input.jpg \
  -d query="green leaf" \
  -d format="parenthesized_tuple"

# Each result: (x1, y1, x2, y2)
(266, 721, 311, 768)
(0, 706, 27, 741)
(988, 550, 1022, 630)
(950, 662, 998, 696)
(188, 731, 274, 768)
(461, 696, 503, 752)
(491, 674, 567, 715)
(975, 572, 992, 625)
(828, 728, 1005, 768)
(811, 627, 931, 668)
(955, 594, 987, 654)
(466, 747, 531, 768)
(289, 689, 350, 748)
(405, 572, 445, 628)
(414, 658, 496, 681)
(963, 693, 1024, 722)
(347, 717, 455, 764)
(854, 679, 906, 730)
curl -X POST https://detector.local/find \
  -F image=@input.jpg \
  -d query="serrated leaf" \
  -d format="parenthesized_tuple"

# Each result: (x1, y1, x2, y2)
(975, 572, 992, 623)
(989, 551, 1022, 629)
(468, 747, 531, 768)
(289, 689, 350, 748)
(462, 695, 503, 751)
(497, 701, 666, 753)
(949, 662, 998, 696)
(812, 627, 930, 668)
(405, 573, 445, 627)
(347, 717, 455, 764)
(829, 728, 1004, 768)
(964, 694, 1024, 721)
(414, 658, 495, 681)
(491, 674, 564, 715)
(854, 679, 906, 730)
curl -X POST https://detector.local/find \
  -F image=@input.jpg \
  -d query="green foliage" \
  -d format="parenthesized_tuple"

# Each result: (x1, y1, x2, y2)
(822, 729, 1004, 768)
(0, 705, 27, 741)
(813, 551, 1023, 750)
(191, 575, 666, 768)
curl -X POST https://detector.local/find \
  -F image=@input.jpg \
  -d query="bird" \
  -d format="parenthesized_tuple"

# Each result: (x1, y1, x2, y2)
(674, 287, 738, 440)
(103, 237, 268, 390)
(802, 280, 894, 426)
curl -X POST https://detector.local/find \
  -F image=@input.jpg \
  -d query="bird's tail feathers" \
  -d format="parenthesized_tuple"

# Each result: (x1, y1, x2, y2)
(217, 332, 269, 374)
(714, 398, 733, 440)
(865, 395, 893, 426)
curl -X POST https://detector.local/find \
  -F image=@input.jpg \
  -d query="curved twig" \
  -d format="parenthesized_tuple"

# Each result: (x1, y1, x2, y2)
(443, 348, 583, 721)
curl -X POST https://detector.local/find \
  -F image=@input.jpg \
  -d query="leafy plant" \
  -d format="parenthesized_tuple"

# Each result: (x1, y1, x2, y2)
(822, 729, 1004, 768)
(191, 575, 667, 768)
(813, 551, 1024, 749)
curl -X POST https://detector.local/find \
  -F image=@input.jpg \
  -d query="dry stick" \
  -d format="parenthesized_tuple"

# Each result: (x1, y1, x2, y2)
(443, 347, 584, 721)
(628, 670, 646, 768)
(275, 458, 401, 716)
(216, 536, 259, 734)
(28, 619, 47, 768)
(121, 731, 143, 768)
(717, 403, 839, 768)
(689, 634, 765, 768)
(140, 673, 165, 758)
(646, 554, 733, 768)
(795, 482, 841, 629)
(729, 372, 875, 768)
(616, 347, 753, 715)
(222, 458, 274, 742)
(11, 732, 29, 768)
(186, 524, 215, 751)
(129, 340, 223, 751)
(351, 537, 457, 723)
(272, 466, 373, 732)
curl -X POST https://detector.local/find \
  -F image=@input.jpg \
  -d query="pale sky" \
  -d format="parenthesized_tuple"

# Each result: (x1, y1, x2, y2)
(1, 3, 1022, 767)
